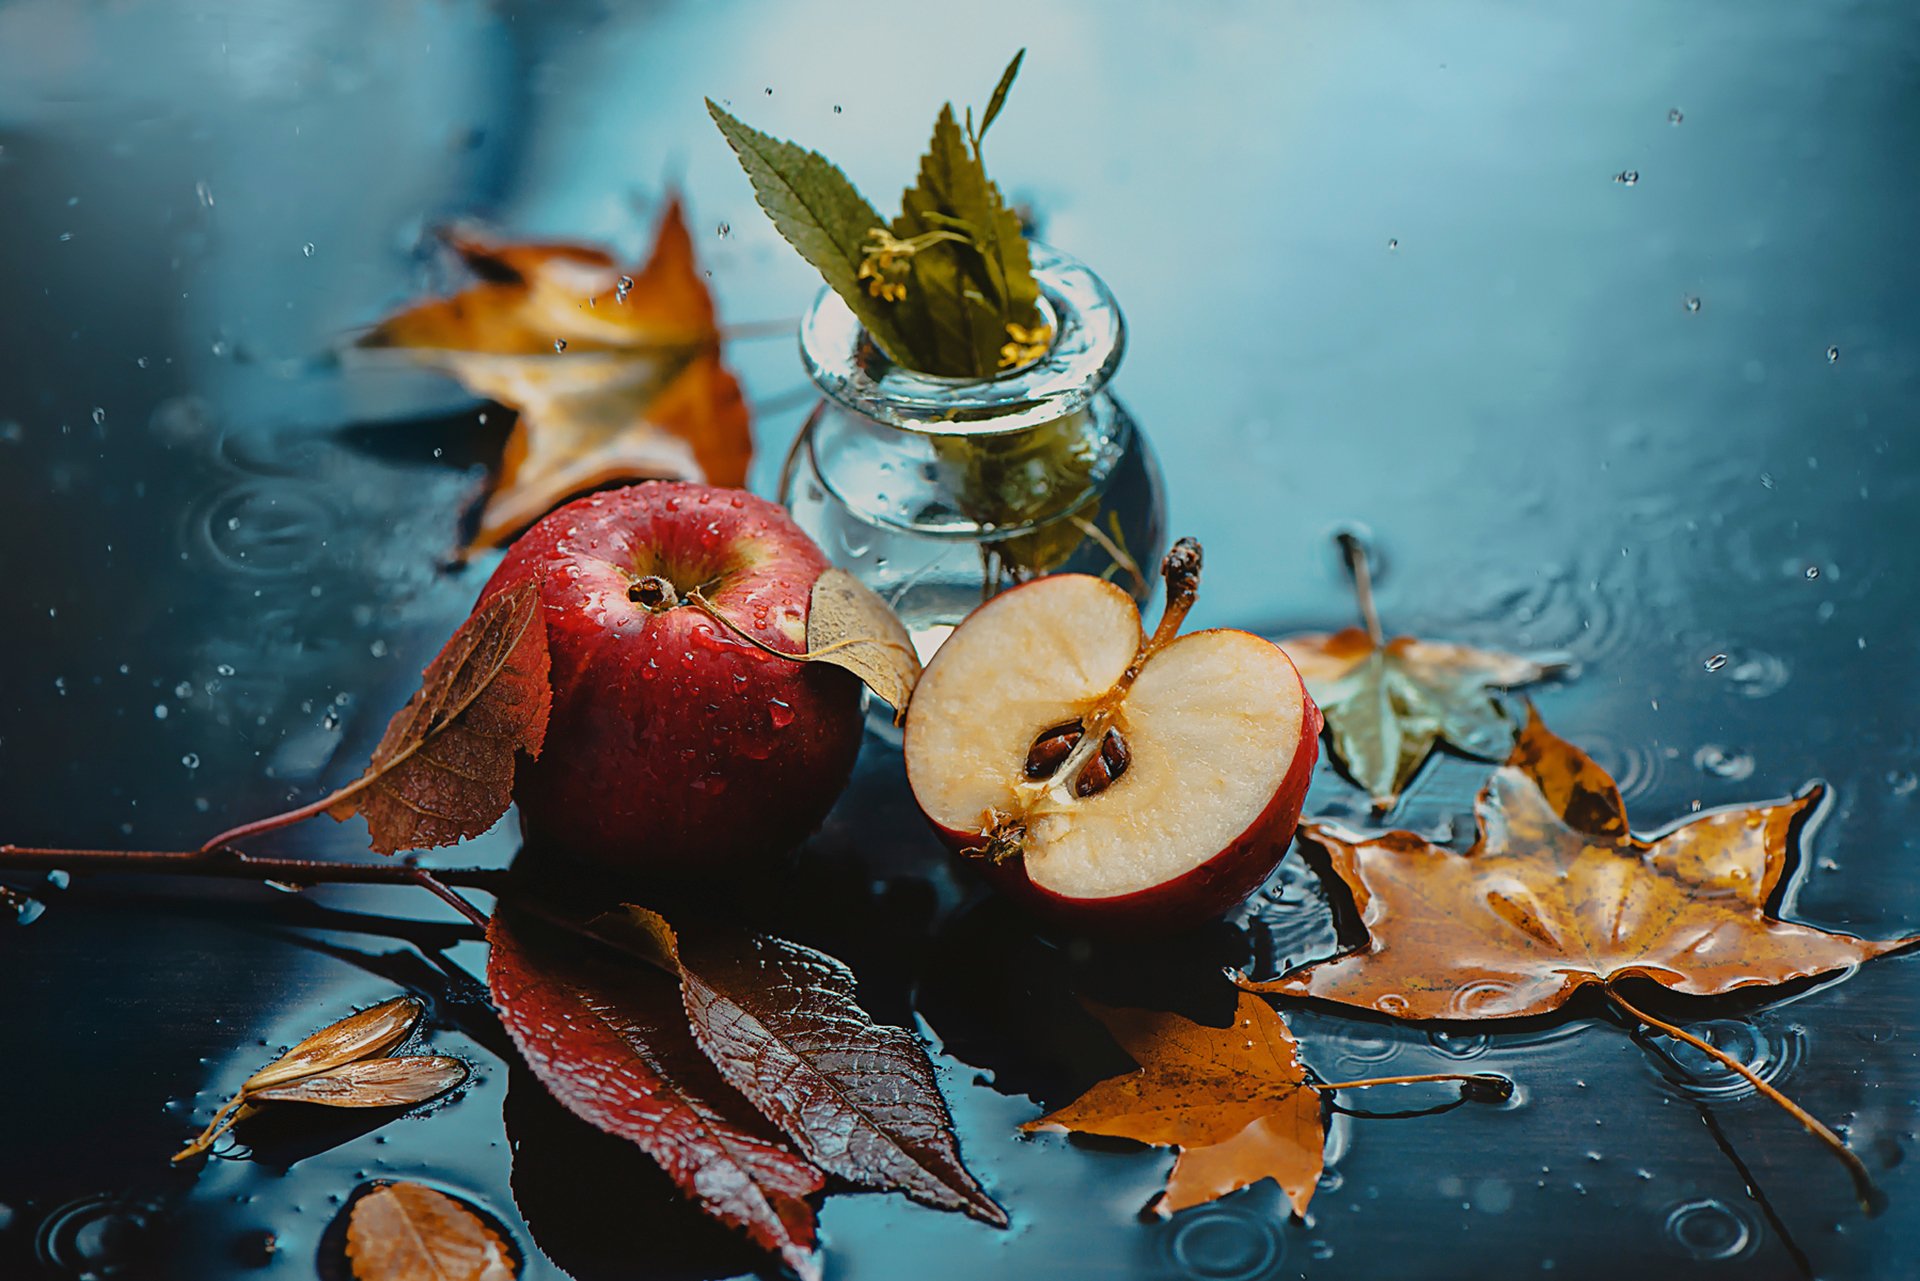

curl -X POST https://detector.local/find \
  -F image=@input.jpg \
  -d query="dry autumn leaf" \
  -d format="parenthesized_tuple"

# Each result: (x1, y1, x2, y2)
(1244, 705, 1919, 1200)
(1024, 994, 1325, 1216)
(1244, 705, 1918, 1018)
(201, 578, 551, 857)
(487, 909, 825, 1281)
(1281, 533, 1567, 811)
(247, 1055, 469, 1107)
(1023, 993, 1505, 1218)
(347, 1182, 515, 1281)
(360, 196, 750, 549)
(691, 566, 922, 719)
(175, 996, 465, 1161)
(609, 906, 1006, 1226)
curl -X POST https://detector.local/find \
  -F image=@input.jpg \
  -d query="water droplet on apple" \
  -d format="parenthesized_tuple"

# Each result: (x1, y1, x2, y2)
(769, 699, 795, 729)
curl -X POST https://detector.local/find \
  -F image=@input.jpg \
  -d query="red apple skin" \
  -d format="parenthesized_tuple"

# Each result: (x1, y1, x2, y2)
(480, 482, 863, 876)
(921, 637, 1323, 934)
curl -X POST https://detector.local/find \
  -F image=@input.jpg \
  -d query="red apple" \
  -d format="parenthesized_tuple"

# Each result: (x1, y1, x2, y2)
(904, 540, 1320, 932)
(481, 482, 863, 875)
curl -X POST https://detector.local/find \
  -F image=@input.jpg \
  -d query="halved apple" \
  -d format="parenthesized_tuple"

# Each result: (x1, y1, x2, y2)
(904, 540, 1321, 932)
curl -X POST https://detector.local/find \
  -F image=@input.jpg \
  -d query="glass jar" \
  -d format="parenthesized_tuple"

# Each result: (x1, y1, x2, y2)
(780, 244, 1168, 663)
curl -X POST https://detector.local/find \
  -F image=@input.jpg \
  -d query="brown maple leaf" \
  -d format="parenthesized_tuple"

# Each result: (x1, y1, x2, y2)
(1023, 993, 1327, 1217)
(1280, 533, 1567, 811)
(361, 196, 750, 549)
(1244, 705, 1918, 1019)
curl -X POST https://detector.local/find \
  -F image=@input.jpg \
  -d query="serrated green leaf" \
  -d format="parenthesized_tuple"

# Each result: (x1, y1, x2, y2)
(706, 99, 917, 365)
(896, 105, 1038, 376)
(978, 49, 1025, 142)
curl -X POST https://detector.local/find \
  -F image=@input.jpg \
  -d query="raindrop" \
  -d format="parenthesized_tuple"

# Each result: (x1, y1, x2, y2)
(1805, 565, 1820, 580)
(1703, 653, 1728, 672)
(553, 339, 568, 353)
(302, 242, 315, 258)
(1668, 108, 1684, 125)
(215, 663, 235, 676)
(91, 407, 105, 425)
(175, 681, 193, 698)
(1889, 771, 1919, 798)
(1759, 472, 1775, 490)
(1387, 237, 1399, 250)
(1692, 744, 1755, 781)
(716, 222, 731, 238)
(153, 704, 168, 720)
(195, 179, 214, 207)
(1683, 295, 1702, 312)
(3, 885, 46, 926)
(833, 104, 844, 113)
(615, 275, 633, 302)
(182, 753, 200, 769)
(1827, 345, 1840, 363)
(1663, 1198, 1755, 1261)
(1613, 170, 1640, 186)
(768, 699, 795, 729)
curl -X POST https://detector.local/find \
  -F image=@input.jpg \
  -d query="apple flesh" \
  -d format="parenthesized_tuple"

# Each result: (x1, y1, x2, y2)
(904, 543, 1320, 932)
(481, 482, 863, 876)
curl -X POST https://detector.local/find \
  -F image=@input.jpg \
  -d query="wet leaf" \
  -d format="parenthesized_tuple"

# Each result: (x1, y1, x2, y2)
(689, 568, 921, 721)
(244, 996, 423, 1092)
(176, 996, 452, 1162)
(1280, 534, 1566, 810)
(804, 569, 921, 718)
(322, 578, 551, 855)
(247, 1056, 468, 1108)
(346, 1181, 515, 1281)
(1022, 993, 1325, 1217)
(705, 100, 915, 365)
(609, 906, 1008, 1227)
(1243, 707, 1920, 1018)
(361, 196, 750, 548)
(487, 909, 824, 1281)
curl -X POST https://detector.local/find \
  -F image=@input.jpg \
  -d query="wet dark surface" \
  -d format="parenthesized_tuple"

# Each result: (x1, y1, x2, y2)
(3, 3, 1919, 1278)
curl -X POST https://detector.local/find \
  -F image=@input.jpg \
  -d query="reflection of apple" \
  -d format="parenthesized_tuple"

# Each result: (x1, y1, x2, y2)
(904, 540, 1320, 932)
(482, 482, 863, 874)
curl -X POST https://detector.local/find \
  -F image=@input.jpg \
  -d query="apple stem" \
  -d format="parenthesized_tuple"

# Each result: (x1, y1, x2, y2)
(1032, 539, 1204, 801)
(1337, 532, 1385, 646)
(1604, 984, 1876, 1209)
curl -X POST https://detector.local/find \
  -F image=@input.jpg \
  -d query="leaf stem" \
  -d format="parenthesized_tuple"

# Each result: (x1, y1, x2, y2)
(1605, 984, 1876, 1209)
(196, 791, 356, 853)
(405, 869, 493, 930)
(685, 589, 915, 666)
(0, 844, 509, 894)
(1317, 1071, 1511, 1095)
(1337, 531, 1385, 645)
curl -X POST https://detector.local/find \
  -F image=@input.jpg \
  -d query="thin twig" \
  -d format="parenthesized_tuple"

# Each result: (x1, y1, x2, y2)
(1606, 984, 1875, 1209)
(406, 868, 493, 930)
(0, 845, 509, 893)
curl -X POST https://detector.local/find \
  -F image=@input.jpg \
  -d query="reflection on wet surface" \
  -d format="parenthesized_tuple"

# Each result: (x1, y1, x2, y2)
(4, 1, 1920, 1278)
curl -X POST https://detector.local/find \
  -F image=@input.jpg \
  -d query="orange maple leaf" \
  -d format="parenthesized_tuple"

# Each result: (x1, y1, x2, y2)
(360, 196, 749, 549)
(1023, 994, 1327, 1217)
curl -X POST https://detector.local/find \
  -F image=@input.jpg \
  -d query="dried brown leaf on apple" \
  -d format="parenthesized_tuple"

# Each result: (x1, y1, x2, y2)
(1244, 705, 1918, 1201)
(487, 908, 825, 1281)
(199, 578, 551, 857)
(359, 196, 751, 549)
(247, 1056, 468, 1108)
(1024, 993, 1505, 1218)
(175, 996, 464, 1161)
(804, 568, 921, 718)
(1279, 533, 1568, 811)
(690, 566, 922, 720)
(604, 905, 1008, 1227)
(346, 1181, 516, 1281)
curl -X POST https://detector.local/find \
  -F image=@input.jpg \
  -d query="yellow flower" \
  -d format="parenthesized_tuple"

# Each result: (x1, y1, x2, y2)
(998, 320, 1052, 369)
